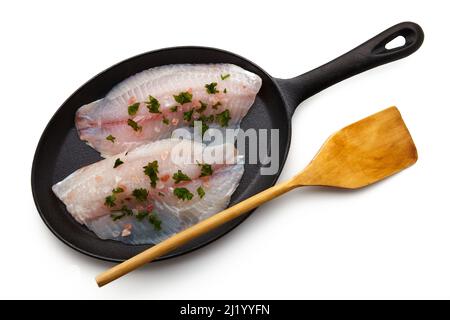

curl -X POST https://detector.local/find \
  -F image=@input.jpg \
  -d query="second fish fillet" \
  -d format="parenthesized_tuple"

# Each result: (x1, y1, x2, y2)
(52, 139, 244, 245)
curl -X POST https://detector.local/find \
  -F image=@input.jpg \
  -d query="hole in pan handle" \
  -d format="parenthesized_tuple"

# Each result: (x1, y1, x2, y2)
(276, 21, 424, 114)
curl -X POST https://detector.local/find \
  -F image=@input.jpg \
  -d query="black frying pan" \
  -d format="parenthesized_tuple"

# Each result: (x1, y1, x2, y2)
(32, 22, 424, 262)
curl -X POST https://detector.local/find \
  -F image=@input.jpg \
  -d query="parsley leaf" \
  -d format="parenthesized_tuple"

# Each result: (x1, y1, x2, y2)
(132, 188, 148, 202)
(220, 74, 230, 80)
(146, 95, 161, 113)
(205, 82, 219, 94)
(127, 119, 142, 131)
(148, 213, 162, 230)
(173, 91, 193, 104)
(212, 101, 221, 110)
(173, 187, 194, 201)
(223, 88, 227, 94)
(110, 211, 125, 221)
(170, 105, 178, 112)
(197, 186, 205, 198)
(143, 160, 159, 188)
(104, 195, 116, 207)
(216, 109, 231, 127)
(183, 109, 194, 122)
(172, 170, 192, 184)
(106, 135, 116, 143)
(136, 210, 149, 221)
(128, 102, 140, 116)
(114, 158, 124, 168)
(110, 205, 133, 220)
(112, 187, 124, 194)
(198, 163, 213, 177)
(197, 101, 207, 113)
(162, 117, 169, 125)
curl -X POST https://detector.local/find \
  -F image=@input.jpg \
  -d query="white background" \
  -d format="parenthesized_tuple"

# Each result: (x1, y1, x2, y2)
(1, 0, 449, 299)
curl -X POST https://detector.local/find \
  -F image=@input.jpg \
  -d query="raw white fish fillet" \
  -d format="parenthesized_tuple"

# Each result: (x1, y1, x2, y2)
(52, 139, 244, 245)
(76, 64, 262, 157)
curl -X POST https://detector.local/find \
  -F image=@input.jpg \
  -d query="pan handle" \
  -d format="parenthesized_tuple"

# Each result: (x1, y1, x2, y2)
(276, 22, 424, 115)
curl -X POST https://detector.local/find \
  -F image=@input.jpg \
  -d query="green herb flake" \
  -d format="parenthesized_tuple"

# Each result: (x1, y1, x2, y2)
(158, 192, 165, 197)
(205, 82, 219, 94)
(216, 109, 231, 127)
(198, 163, 213, 177)
(170, 105, 178, 112)
(110, 212, 125, 221)
(223, 88, 227, 94)
(197, 101, 207, 113)
(197, 186, 205, 198)
(173, 187, 194, 201)
(113, 158, 124, 168)
(128, 102, 140, 116)
(148, 213, 162, 231)
(127, 119, 142, 132)
(136, 210, 149, 221)
(212, 101, 221, 110)
(112, 187, 124, 194)
(132, 188, 149, 202)
(106, 135, 116, 143)
(146, 95, 161, 113)
(183, 109, 194, 122)
(104, 195, 116, 208)
(162, 117, 170, 125)
(143, 160, 159, 188)
(172, 170, 192, 184)
(173, 91, 193, 104)
(220, 74, 230, 80)
(198, 114, 214, 123)
(120, 205, 134, 216)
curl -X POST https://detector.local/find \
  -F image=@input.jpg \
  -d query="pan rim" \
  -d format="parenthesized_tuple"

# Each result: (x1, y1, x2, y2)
(31, 45, 293, 262)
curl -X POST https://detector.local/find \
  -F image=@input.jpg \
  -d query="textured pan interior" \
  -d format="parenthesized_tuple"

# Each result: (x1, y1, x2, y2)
(31, 47, 291, 262)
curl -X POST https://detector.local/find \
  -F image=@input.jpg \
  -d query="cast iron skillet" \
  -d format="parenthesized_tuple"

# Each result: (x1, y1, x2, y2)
(32, 22, 424, 262)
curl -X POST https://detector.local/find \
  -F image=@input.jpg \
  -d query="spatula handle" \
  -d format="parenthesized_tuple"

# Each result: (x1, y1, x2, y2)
(96, 179, 297, 287)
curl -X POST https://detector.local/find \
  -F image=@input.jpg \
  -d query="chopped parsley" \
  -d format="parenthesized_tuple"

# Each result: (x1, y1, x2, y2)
(110, 205, 133, 221)
(128, 102, 140, 115)
(223, 88, 227, 94)
(132, 188, 148, 202)
(173, 187, 194, 201)
(183, 109, 194, 122)
(174, 91, 193, 104)
(172, 170, 192, 184)
(216, 109, 231, 127)
(104, 195, 116, 208)
(221, 74, 230, 80)
(105, 187, 124, 207)
(148, 213, 162, 231)
(136, 210, 149, 221)
(127, 119, 142, 132)
(197, 186, 205, 198)
(212, 101, 221, 110)
(162, 117, 169, 125)
(197, 101, 207, 113)
(146, 95, 161, 113)
(198, 114, 214, 123)
(198, 163, 213, 177)
(200, 122, 209, 137)
(114, 158, 124, 168)
(112, 187, 124, 194)
(205, 82, 219, 94)
(110, 212, 125, 221)
(106, 134, 116, 143)
(170, 105, 178, 112)
(143, 160, 159, 188)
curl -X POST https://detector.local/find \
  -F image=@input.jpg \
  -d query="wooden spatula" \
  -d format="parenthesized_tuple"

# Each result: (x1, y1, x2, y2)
(96, 106, 417, 287)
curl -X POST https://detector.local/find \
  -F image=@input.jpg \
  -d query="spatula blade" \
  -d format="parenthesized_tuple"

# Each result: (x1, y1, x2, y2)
(298, 107, 418, 189)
